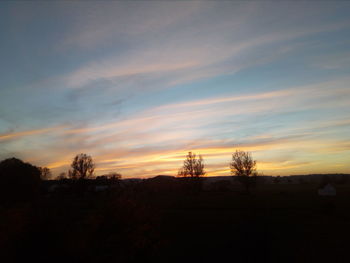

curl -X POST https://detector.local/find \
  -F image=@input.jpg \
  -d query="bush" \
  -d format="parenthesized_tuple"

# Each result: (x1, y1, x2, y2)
(0, 158, 41, 203)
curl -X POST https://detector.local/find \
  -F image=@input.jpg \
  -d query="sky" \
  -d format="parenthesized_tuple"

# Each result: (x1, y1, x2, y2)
(1, 1, 350, 178)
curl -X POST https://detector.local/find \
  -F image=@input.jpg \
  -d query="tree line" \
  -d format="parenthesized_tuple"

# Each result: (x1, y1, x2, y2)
(177, 150, 257, 192)
(0, 149, 258, 201)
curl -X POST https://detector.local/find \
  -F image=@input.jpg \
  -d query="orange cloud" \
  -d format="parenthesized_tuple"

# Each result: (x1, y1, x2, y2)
(0, 126, 66, 141)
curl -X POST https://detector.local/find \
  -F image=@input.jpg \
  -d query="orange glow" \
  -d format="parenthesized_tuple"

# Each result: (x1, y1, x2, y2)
(0, 126, 65, 141)
(39, 133, 350, 178)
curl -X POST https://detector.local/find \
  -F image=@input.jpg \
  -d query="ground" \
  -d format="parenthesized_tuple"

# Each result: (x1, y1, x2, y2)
(1, 183, 349, 262)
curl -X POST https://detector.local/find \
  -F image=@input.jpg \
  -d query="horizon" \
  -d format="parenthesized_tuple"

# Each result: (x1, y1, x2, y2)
(1, 1, 350, 178)
(48, 173, 350, 180)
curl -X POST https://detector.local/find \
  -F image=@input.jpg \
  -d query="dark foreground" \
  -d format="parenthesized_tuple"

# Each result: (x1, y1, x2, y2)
(1, 183, 349, 263)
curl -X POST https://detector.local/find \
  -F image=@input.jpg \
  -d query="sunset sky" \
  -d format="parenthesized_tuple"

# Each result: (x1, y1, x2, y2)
(1, 1, 350, 178)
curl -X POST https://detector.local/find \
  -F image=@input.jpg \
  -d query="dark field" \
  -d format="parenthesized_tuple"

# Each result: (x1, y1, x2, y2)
(1, 183, 350, 263)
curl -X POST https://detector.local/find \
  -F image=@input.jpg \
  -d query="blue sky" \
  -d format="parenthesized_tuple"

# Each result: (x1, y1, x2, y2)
(1, 1, 350, 178)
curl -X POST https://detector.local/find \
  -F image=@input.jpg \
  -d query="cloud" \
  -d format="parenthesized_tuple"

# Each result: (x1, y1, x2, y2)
(0, 126, 66, 142)
(60, 1, 206, 49)
(2, 75, 350, 177)
(59, 1, 350, 91)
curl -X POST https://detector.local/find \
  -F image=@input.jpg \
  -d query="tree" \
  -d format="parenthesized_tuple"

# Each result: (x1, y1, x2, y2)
(95, 172, 122, 185)
(39, 167, 52, 180)
(230, 150, 257, 193)
(107, 172, 122, 181)
(0, 157, 41, 202)
(178, 152, 205, 178)
(68, 153, 95, 180)
(107, 172, 122, 185)
(56, 172, 66, 180)
(178, 152, 205, 193)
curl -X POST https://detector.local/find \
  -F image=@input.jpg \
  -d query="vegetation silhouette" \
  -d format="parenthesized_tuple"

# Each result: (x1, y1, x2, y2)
(68, 153, 95, 180)
(39, 166, 52, 180)
(0, 157, 41, 204)
(230, 150, 258, 193)
(56, 172, 66, 180)
(178, 151, 205, 193)
(106, 171, 122, 183)
(178, 151, 205, 178)
(1, 153, 350, 262)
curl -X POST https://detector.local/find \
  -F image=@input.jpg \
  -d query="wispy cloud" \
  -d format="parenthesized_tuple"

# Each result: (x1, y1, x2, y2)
(27, 78, 348, 176)
(56, 1, 350, 93)
(0, 126, 66, 142)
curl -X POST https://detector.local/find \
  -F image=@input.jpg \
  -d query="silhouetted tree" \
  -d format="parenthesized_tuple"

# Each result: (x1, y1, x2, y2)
(107, 172, 122, 180)
(178, 152, 205, 193)
(0, 157, 41, 203)
(178, 152, 205, 178)
(230, 150, 257, 193)
(108, 172, 122, 185)
(68, 153, 95, 180)
(56, 172, 66, 180)
(39, 167, 52, 180)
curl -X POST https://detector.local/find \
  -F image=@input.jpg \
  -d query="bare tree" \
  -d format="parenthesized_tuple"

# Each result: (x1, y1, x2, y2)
(68, 153, 95, 180)
(178, 152, 205, 178)
(230, 150, 257, 193)
(39, 167, 52, 180)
